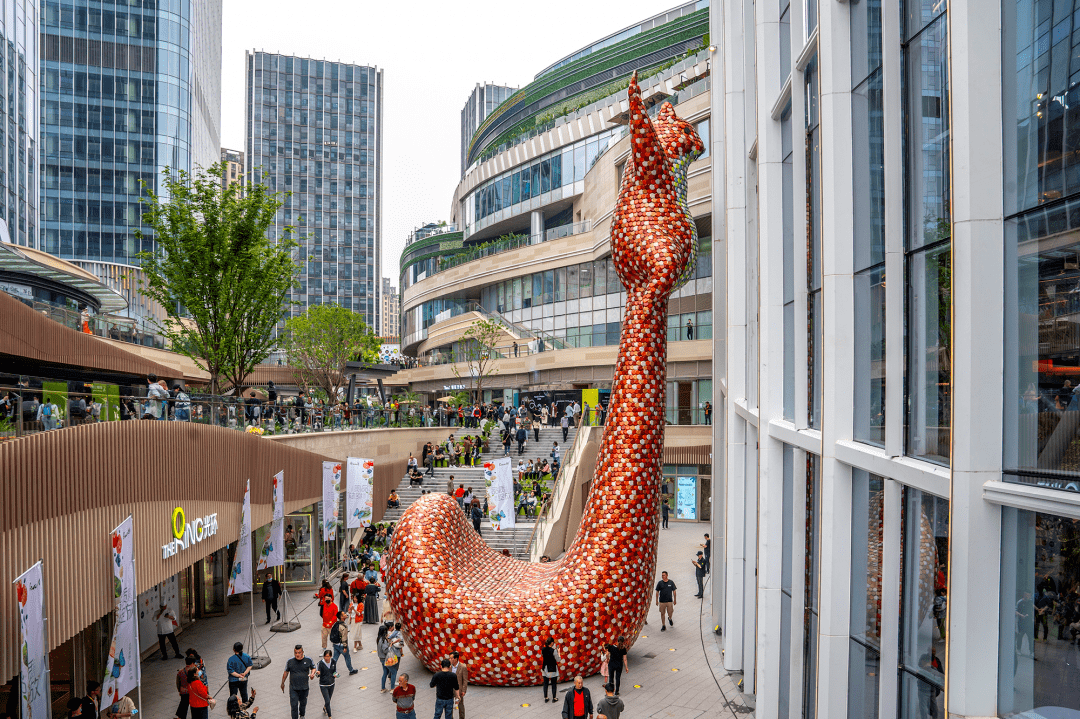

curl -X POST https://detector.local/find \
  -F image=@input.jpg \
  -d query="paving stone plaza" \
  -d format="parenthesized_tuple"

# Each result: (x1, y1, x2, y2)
(139, 521, 751, 719)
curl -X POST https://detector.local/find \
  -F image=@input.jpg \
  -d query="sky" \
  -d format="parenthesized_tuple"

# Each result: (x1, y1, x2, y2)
(219, 0, 682, 284)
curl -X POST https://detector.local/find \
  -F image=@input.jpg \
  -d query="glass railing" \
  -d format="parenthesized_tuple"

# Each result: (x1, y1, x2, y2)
(436, 221, 591, 276)
(663, 407, 714, 426)
(10, 296, 168, 348)
(0, 381, 433, 440)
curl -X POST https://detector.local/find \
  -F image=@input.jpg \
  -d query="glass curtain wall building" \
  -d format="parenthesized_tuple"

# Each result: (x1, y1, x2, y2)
(705, 0, 1057, 715)
(245, 51, 382, 325)
(0, 0, 38, 249)
(39, 0, 221, 328)
(460, 82, 516, 176)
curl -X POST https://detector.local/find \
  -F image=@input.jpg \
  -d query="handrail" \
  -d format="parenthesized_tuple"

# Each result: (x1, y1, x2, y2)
(524, 423, 591, 560)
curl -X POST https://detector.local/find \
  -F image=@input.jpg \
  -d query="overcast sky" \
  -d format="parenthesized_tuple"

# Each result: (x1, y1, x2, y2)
(219, 0, 679, 283)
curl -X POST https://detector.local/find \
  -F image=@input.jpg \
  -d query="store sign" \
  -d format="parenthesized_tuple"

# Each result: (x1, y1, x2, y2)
(161, 507, 218, 559)
(443, 384, 465, 390)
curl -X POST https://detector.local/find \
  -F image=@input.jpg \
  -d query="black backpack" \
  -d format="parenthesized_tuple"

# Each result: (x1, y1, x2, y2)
(329, 621, 343, 645)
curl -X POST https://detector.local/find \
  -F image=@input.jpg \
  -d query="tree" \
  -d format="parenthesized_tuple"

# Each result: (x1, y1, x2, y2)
(136, 163, 299, 394)
(453, 318, 503, 403)
(285, 304, 381, 402)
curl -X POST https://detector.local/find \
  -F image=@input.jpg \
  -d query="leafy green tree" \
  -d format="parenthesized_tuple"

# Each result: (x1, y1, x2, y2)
(453, 318, 503, 403)
(136, 164, 299, 394)
(285, 304, 381, 402)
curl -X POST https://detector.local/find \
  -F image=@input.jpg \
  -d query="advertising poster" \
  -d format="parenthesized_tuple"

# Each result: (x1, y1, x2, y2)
(677, 476, 698, 520)
(228, 479, 252, 595)
(14, 561, 48, 719)
(322, 461, 341, 541)
(258, 471, 285, 570)
(136, 576, 179, 654)
(346, 457, 374, 529)
(486, 456, 516, 531)
(103, 516, 140, 706)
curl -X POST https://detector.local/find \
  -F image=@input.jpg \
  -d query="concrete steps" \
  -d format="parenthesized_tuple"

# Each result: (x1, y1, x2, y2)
(381, 425, 579, 558)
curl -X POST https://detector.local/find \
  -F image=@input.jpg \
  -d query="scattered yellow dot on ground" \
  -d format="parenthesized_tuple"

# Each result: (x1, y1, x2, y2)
(521, 704, 530, 708)
(359, 686, 367, 690)
(633, 685, 642, 689)
(669, 648, 676, 651)
(671, 668, 679, 672)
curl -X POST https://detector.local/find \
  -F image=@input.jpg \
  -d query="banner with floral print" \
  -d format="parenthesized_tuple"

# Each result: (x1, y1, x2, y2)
(485, 456, 515, 531)
(323, 461, 341, 541)
(228, 479, 252, 595)
(258, 471, 285, 570)
(103, 515, 140, 706)
(346, 458, 374, 529)
(15, 561, 48, 719)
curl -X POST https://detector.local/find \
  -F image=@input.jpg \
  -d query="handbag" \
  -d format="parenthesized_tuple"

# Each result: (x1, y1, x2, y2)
(384, 652, 399, 667)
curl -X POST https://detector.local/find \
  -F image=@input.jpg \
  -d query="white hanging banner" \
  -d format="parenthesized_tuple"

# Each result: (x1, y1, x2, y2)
(347, 457, 374, 529)
(228, 479, 253, 595)
(322, 461, 341, 541)
(258, 471, 285, 570)
(14, 561, 49, 719)
(103, 515, 141, 706)
(486, 456, 516, 531)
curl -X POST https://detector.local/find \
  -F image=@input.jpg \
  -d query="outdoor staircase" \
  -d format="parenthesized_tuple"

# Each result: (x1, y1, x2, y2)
(382, 424, 579, 559)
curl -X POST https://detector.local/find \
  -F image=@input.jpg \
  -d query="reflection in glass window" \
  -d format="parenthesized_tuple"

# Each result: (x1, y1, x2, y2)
(999, 508, 1080, 716)
(899, 488, 948, 719)
(906, 243, 951, 464)
(695, 119, 710, 160)
(779, 444, 794, 717)
(905, 15, 950, 252)
(803, 454, 821, 718)
(849, 470, 884, 719)
(855, 267, 886, 446)
(782, 103, 795, 421)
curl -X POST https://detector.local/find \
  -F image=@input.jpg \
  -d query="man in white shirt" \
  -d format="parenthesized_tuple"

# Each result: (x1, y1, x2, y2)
(154, 602, 183, 660)
(146, 374, 170, 420)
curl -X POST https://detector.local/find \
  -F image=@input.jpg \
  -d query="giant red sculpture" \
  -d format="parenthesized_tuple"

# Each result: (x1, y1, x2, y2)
(383, 72, 704, 686)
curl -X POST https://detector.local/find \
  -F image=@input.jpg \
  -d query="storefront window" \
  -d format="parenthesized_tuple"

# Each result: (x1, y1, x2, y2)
(849, 470, 884, 719)
(284, 507, 315, 584)
(198, 548, 229, 616)
(898, 488, 948, 719)
(1005, 219, 1080, 486)
(662, 465, 710, 520)
(999, 508, 1080, 716)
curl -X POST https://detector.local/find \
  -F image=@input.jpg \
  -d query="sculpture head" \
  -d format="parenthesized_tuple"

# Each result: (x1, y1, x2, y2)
(655, 102, 704, 164)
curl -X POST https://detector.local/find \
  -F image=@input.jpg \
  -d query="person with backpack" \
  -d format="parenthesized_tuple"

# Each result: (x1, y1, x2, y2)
(330, 610, 358, 675)
(38, 398, 57, 430)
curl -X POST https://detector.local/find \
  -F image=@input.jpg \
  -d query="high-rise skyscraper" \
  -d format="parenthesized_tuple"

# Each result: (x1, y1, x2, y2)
(245, 52, 382, 327)
(379, 276, 398, 339)
(221, 147, 244, 191)
(460, 83, 516, 176)
(0, 0, 39, 248)
(39, 0, 222, 330)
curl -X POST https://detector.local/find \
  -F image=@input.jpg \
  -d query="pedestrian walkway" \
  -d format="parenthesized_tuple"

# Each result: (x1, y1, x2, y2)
(139, 520, 752, 719)
(383, 425, 577, 558)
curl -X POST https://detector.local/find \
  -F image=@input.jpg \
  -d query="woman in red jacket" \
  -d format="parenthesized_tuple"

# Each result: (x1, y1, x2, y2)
(187, 667, 214, 719)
